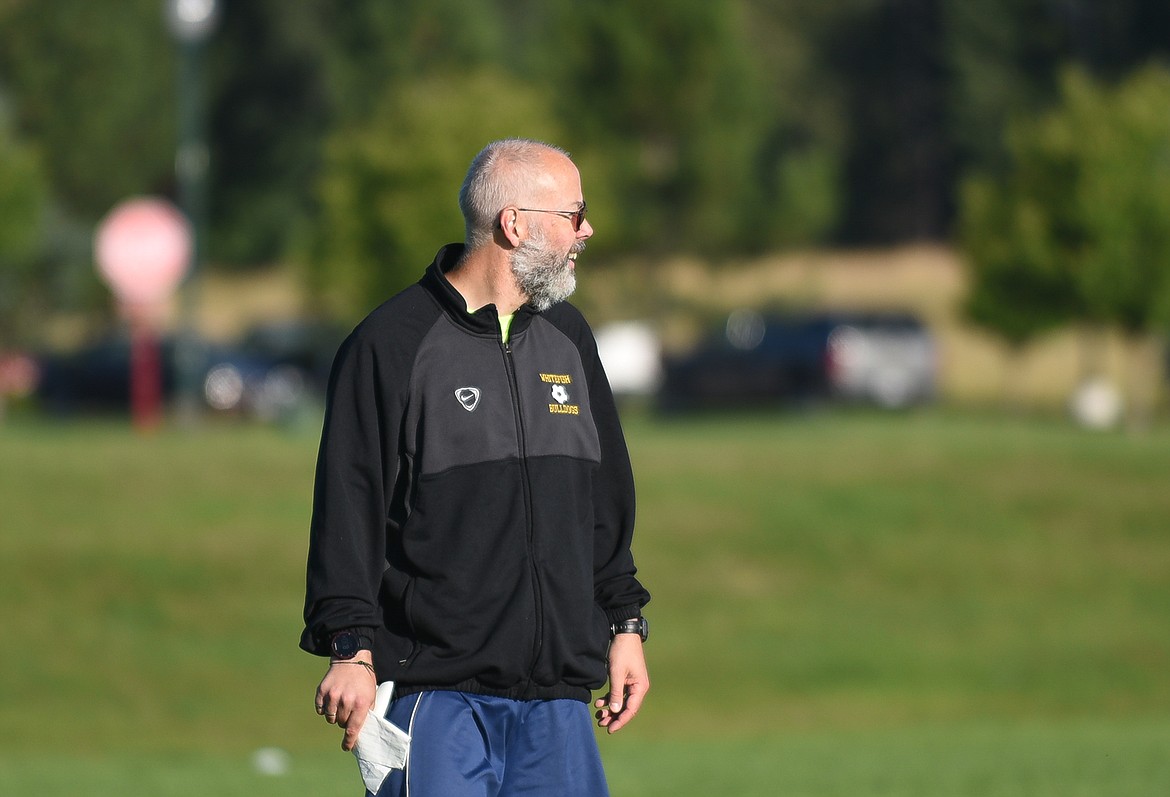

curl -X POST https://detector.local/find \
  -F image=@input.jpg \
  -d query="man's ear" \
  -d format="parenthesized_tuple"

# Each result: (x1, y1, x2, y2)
(498, 207, 524, 247)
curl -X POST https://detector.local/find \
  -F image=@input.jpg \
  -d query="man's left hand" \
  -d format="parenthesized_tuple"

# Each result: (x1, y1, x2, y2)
(594, 634, 649, 734)
(315, 651, 377, 751)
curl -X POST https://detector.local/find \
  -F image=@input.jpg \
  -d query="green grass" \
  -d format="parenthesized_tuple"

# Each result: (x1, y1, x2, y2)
(2, 410, 1168, 795)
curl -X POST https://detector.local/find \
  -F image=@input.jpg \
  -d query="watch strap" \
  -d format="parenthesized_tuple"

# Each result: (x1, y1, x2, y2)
(610, 616, 648, 642)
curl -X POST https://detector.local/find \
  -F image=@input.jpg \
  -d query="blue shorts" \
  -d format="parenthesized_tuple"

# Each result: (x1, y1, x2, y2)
(371, 691, 609, 797)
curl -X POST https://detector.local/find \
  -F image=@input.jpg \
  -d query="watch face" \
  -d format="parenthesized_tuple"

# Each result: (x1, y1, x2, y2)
(331, 631, 360, 659)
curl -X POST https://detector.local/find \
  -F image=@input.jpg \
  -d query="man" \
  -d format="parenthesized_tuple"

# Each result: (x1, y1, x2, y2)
(302, 138, 651, 796)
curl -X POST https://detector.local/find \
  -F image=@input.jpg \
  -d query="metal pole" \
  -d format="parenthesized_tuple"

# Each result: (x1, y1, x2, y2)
(168, 1, 217, 424)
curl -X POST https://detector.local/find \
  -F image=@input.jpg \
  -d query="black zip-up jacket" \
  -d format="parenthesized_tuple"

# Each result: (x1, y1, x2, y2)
(301, 244, 650, 703)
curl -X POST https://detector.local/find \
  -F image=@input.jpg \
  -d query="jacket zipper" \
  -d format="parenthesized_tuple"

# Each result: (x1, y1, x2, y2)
(501, 337, 545, 686)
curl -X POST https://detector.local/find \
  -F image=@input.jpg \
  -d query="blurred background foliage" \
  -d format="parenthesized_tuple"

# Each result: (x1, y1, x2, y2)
(0, 0, 1169, 336)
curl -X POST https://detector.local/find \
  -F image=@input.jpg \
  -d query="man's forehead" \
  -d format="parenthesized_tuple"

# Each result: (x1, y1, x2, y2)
(531, 156, 582, 198)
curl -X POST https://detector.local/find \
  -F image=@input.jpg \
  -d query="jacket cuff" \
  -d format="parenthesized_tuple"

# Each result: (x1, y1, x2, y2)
(603, 603, 645, 625)
(301, 625, 378, 657)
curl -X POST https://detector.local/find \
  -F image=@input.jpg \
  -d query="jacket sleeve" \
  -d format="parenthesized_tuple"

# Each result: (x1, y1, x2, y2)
(559, 307, 651, 622)
(300, 327, 398, 656)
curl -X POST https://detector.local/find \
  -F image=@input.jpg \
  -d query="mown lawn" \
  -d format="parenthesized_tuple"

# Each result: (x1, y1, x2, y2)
(1, 409, 1168, 795)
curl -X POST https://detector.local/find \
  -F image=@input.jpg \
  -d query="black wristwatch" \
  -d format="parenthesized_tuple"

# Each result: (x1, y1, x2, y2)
(330, 630, 371, 660)
(610, 616, 648, 642)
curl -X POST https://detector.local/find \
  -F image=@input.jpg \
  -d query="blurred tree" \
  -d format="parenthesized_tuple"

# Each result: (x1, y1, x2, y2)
(307, 71, 564, 320)
(735, 0, 852, 250)
(0, 0, 176, 217)
(947, 0, 1170, 176)
(551, 0, 790, 256)
(828, 0, 955, 243)
(960, 65, 1170, 421)
(312, 0, 505, 117)
(1048, 0, 1170, 79)
(175, 0, 488, 266)
(946, 0, 1070, 175)
(205, 1, 332, 265)
(0, 91, 97, 344)
(959, 169, 1083, 407)
(1054, 65, 1170, 426)
(0, 0, 176, 335)
(304, 0, 841, 311)
(0, 101, 49, 343)
(827, 0, 1170, 244)
(3, 0, 1168, 299)
(1050, 67, 1170, 334)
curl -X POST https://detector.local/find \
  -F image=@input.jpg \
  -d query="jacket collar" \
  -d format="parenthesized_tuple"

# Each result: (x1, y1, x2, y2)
(421, 243, 539, 337)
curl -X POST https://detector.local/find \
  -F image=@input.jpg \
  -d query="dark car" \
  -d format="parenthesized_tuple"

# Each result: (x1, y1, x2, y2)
(236, 319, 347, 396)
(34, 331, 309, 421)
(657, 309, 936, 412)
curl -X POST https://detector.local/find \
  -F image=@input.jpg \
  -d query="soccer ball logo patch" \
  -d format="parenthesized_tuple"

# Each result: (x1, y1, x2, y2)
(455, 387, 481, 412)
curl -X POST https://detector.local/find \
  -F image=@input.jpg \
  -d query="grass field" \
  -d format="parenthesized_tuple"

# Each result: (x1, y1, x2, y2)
(1, 409, 1168, 795)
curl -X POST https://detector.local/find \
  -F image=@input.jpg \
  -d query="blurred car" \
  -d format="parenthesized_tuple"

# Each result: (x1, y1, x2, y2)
(235, 319, 347, 396)
(34, 331, 310, 421)
(657, 309, 936, 412)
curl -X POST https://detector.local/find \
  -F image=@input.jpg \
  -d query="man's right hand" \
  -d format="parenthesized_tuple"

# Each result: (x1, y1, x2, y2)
(315, 651, 377, 751)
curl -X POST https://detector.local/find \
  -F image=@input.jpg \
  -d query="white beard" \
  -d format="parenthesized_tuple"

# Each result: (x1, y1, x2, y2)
(510, 227, 580, 312)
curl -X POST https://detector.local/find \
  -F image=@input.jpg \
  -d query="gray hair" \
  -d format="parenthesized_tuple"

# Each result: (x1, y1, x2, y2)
(459, 139, 570, 250)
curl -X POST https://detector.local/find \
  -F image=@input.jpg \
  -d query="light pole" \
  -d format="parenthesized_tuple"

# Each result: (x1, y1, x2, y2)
(166, 0, 218, 423)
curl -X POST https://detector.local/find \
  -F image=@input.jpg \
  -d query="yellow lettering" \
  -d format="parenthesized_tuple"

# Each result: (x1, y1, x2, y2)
(539, 373, 573, 385)
(548, 404, 580, 415)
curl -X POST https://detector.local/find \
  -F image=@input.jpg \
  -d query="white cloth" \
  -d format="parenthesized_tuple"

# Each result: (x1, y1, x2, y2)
(352, 681, 411, 793)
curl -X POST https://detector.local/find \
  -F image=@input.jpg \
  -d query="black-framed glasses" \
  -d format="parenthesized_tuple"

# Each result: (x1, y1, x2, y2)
(517, 202, 587, 232)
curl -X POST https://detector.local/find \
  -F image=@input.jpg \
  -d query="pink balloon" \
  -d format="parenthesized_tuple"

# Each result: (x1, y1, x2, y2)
(95, 197, 192, 306)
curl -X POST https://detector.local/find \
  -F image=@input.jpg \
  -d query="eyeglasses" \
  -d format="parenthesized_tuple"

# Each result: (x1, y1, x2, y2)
(517, 202, 587, 232)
